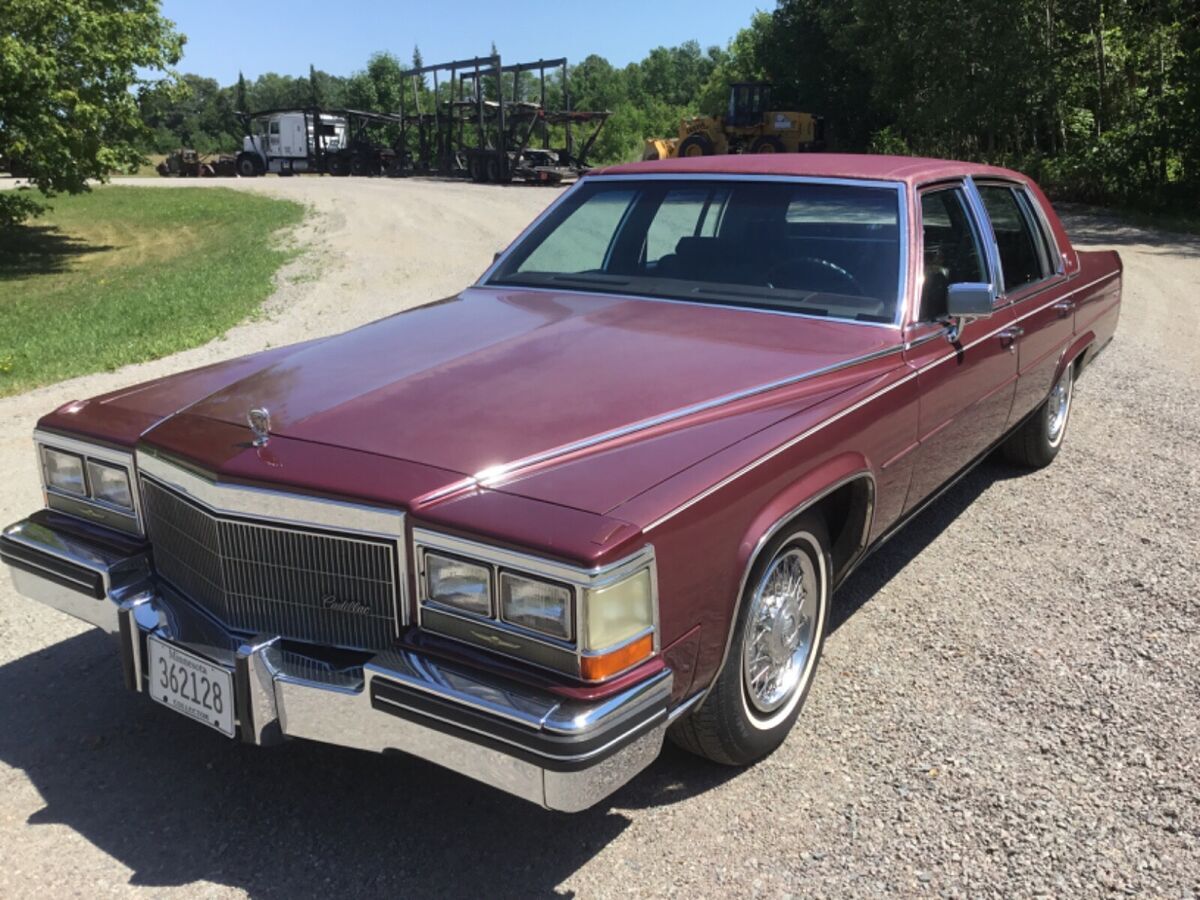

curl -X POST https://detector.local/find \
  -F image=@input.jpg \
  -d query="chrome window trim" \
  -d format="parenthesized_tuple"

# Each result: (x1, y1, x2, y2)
(35, 430, 144, 536)
(962, 177, 1005, 303)
(478, 172, 910, 330)
(412, 527, 659, 680)
(969, 177, 1065, 305)
(1018, 186, 1066, 276)
(913, 179, 996, 325)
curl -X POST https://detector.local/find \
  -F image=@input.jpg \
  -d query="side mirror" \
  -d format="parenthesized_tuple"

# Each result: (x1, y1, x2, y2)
(943, 282, 996, 340)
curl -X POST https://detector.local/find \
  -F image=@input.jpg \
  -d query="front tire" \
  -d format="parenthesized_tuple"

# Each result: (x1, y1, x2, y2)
(236, 154, 261, 177)
(670, 512, 831, 765)
(1003, 363, 1075, 468)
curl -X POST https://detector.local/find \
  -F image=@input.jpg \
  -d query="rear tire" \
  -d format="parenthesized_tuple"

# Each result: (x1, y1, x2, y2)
(1003, 363, 1075, 468)
(670, 511, 831, 766)
(485, 155, 508, 183)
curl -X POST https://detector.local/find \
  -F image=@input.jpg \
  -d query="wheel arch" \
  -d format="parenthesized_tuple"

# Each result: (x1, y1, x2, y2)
(694, 459, 876, 708)
(1058, 331, 1096, 383)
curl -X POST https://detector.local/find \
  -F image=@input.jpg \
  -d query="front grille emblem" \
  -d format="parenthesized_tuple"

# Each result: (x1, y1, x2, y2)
(321, 594, 370, 615)
(247, 407, 271, 447)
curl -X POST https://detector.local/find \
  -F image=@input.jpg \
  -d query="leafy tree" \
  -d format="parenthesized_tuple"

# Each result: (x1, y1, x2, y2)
(0, 0, 183, 226)
(235, 71, 248, 114)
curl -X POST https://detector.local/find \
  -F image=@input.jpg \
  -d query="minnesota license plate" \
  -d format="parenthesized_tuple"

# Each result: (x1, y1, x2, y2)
(146, 637, 235, 738)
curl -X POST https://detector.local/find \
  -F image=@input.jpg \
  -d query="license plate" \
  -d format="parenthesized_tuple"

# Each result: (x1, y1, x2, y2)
(146, 637, 235, 738)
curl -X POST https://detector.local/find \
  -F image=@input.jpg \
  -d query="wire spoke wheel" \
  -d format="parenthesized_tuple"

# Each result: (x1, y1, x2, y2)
(741, 547, 819, 717)
(1046, 366, 1074, 447)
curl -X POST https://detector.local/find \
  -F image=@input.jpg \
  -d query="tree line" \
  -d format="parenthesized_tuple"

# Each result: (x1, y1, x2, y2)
(3, 0, 1196, 227)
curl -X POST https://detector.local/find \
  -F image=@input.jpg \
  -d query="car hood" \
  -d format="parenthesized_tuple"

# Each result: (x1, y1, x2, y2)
(95, 287, 895, 514)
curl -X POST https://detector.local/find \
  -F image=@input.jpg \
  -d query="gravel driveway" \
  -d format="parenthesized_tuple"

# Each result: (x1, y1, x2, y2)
(0, 179, 1196, 898)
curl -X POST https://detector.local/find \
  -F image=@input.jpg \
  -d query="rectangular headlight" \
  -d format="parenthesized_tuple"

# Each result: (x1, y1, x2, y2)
(42, 447, 87, 496)
(87, 460, 133, 509)
(499, 572, 573, 641)
(424, 552, 492, 616)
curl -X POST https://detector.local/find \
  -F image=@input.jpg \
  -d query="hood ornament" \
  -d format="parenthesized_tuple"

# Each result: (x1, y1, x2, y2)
(247, 407, 271, 447)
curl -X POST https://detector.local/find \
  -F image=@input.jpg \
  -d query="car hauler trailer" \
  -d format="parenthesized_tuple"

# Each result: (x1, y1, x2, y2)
(396, 54, 609, 184)
(235, 108, 404, 177)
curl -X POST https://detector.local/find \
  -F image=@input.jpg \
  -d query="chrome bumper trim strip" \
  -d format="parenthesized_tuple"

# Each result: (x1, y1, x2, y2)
(2, 516, 671, 812)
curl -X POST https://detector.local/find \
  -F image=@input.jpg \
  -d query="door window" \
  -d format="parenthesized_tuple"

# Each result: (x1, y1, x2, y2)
(978, 185, 1048, 294)
(644, 187, 729, 265)
(918, 188, 987, 321)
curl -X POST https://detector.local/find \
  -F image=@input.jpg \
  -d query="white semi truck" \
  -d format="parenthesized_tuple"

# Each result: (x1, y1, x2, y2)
(236, 110, 349, 176)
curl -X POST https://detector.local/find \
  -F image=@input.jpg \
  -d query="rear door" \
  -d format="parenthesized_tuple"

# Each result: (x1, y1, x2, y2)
(902, 182, 1018, 512)
(975, 183, 1074, 425)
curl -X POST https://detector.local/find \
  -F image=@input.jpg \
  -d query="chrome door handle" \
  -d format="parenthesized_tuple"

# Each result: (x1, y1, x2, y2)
(998, 326, 1024, 352)
(1053, 300, 1075, 317)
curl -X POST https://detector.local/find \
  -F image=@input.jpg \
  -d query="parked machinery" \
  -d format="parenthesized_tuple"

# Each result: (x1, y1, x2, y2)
(644, 82, 826, 160)
(396, 54, 610, 184)
(235, 108, 403, 177)
(155, 148, 237, 177)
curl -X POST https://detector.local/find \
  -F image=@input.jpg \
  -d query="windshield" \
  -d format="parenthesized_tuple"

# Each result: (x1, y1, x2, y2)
(487, 178, 903, 323)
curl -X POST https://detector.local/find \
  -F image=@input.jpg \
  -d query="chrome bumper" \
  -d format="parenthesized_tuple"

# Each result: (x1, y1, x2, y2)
(1, 515, 673, 812)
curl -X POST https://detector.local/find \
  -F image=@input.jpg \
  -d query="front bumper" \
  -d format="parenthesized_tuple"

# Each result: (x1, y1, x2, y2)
(1, 514, 672, 812)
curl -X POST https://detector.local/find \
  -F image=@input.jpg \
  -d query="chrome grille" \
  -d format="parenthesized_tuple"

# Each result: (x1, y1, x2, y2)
(141, 478, 399, 650)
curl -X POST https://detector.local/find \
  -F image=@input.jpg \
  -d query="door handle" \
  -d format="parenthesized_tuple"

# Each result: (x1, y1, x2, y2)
(998, 325, 1024, 352)
(1053, 300, 1075, 317)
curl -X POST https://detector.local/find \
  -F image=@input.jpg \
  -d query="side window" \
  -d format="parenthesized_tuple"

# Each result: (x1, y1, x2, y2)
(1016, 190, 1058, 276)
(978, 185, 1047, 293)
(919, 188, 986, 321)
(643, 188, 728, 265)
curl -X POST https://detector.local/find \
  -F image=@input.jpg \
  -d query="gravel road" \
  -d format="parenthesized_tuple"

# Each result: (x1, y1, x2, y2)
(0, 178, 1196, 899)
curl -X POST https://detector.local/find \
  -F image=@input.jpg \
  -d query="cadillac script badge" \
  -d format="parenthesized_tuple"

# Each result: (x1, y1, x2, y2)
(247, 407, 271, 447)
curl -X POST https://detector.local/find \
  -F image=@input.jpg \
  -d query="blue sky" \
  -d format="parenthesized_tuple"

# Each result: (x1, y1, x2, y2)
(162, 0, 769, 85)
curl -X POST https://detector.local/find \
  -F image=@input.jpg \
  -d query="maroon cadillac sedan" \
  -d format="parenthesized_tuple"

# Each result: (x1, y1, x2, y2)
(1, 154, 1121, 810)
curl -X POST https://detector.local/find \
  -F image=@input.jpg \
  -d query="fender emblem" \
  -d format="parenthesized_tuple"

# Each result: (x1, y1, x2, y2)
(469, 630, 522, 651)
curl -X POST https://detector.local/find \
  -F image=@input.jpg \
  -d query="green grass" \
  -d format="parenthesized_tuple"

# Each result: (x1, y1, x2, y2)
(0, 186, 305, 396)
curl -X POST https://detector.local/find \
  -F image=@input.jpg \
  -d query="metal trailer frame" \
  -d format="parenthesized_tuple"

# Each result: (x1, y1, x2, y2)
(396, 54, 609, 183)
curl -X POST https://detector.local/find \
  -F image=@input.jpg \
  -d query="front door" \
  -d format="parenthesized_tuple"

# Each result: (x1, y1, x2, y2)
(902, 183, 1018, 511)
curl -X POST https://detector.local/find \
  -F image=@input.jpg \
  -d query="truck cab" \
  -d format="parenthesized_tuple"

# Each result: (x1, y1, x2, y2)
(237, 111, 348, 176)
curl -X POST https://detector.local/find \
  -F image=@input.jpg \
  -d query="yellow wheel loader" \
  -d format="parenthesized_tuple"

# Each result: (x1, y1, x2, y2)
(643, 82, 826, 160)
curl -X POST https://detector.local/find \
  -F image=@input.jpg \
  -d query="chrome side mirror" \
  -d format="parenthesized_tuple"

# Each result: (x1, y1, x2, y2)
(943, 282, 996, 341)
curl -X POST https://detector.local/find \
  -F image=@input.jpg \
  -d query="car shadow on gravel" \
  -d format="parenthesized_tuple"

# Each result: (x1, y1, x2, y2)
(0, 459, 1023, 897)
(0, 627, 735, 897)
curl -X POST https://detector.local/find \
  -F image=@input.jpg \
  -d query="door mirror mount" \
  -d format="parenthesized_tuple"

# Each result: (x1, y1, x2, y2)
(942, 282, 997, 342)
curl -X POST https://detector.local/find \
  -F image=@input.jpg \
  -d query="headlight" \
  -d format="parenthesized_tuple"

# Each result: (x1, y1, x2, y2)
(414, 528, 658, 682)
(87, 460, 133, 509)
(42, 448, 87, 496)
(499, 572, 573, 640)
(34, 430, 143, 536)
(424, 552, 492, 616)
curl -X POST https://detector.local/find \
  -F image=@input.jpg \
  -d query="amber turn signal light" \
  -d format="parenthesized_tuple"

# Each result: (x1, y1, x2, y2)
(580, 633, 654, 681)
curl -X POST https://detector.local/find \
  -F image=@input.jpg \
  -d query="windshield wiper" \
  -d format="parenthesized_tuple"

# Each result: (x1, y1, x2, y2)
(550, 272, 632, 287)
